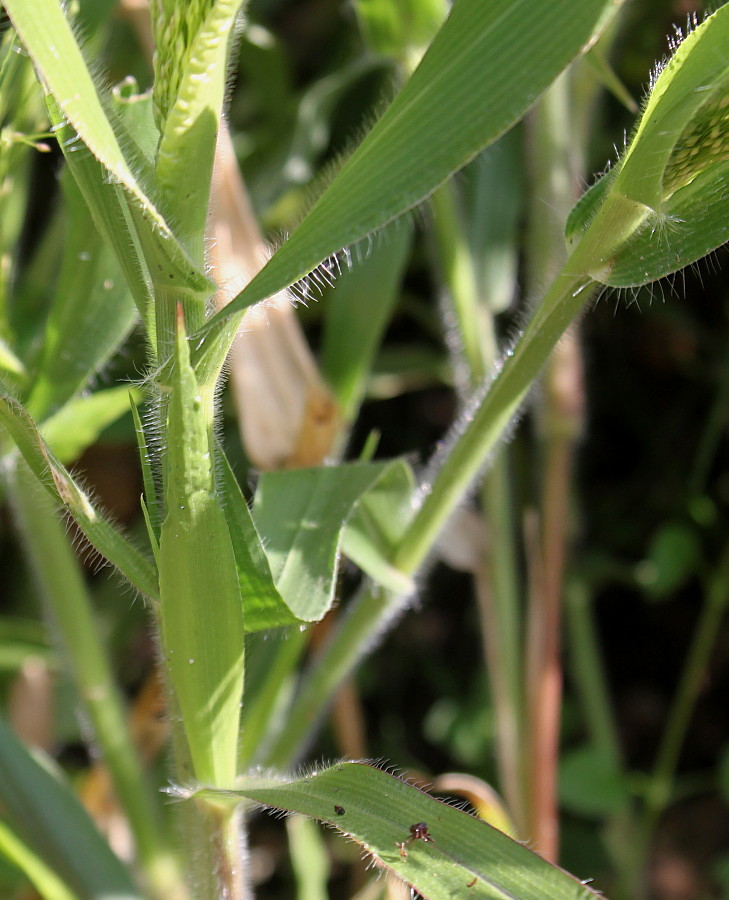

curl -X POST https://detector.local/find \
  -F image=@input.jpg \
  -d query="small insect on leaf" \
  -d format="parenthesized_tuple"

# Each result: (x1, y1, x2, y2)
(334, 805, 345, 815)
(397, 822, 435, 859)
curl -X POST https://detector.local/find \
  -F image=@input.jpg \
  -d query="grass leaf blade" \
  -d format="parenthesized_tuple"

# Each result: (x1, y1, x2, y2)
(196, 762, 602, 900)
(201, 0, 621, 332)
(0, 392, 158, 598)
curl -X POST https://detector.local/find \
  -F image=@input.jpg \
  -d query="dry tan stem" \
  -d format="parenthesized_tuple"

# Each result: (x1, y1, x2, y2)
(209, 123, 341, 470)
(525, 327, 584, 862)
(7, 656, 54, 751)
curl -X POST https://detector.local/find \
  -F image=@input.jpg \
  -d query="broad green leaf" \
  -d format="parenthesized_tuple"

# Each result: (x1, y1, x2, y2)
(251, 462, 399, 622)
(40, 386, 140, 465)
(216, 446, 301, 633)
(0, 714, 143, 900)
(341, 458, 416, 593)
(197, 0, 621, 341)
(193, 762, 602, 900)
(0, 392, 158, 598)
(566, 4, 729, 284)
(321, 224, 412, 421)
(157, 310, 244, 786)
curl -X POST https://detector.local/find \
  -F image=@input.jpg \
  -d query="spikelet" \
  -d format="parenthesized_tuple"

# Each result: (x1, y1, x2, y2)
(663, 90, 729, 197)
(149, 0, 216, 130)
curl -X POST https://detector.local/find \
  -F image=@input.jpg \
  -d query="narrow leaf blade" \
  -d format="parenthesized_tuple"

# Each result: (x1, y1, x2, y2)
(0, 392, 158, 598)
(40, 386, 140, 465)
(154, 0, 244, 259)
(0, 715, 143, 900)
(196, 762, 602, 900)
(200, 0, 621, 332)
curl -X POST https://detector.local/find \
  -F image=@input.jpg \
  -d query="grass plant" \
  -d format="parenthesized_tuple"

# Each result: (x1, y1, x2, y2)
(0, 0, 728, 898)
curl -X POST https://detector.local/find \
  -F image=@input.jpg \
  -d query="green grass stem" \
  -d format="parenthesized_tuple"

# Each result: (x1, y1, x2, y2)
(392, 265, 594, 576)
(238, 627, 309, 769)
(429, 177, 525, 830)
(618, 547, 729, 898)
(429, 183, 494, 383)
(564, 580, 624, 771)
(262, 585, 399, 768)
(264, 258, 597, 767)
(475, 456, 525, 828)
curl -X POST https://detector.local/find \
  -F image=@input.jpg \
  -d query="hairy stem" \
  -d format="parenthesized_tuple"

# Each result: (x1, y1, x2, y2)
(618, 547, 729, 898)
(265, 257, 597, 766)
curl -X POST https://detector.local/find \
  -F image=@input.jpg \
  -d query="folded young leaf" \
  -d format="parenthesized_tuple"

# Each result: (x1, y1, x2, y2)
(252, 462, 409, 622)
(152, 0, 245, 262)
(215, 447, 301, 633)
(0, 393, 158, 598)
(191, 762, 602, 900)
